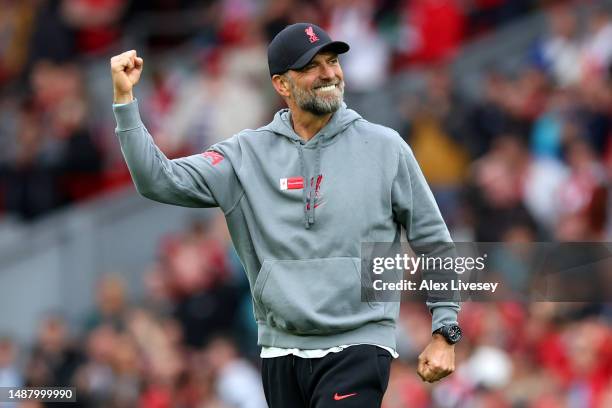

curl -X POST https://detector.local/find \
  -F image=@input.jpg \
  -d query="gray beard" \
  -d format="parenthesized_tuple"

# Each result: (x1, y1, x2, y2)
(288, 78, 345, 116)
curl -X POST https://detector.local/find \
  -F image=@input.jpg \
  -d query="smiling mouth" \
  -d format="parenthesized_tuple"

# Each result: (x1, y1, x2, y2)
(314, 84, 338, 92)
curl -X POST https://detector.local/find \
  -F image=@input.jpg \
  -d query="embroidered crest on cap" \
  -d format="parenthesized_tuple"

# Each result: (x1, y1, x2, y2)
(305, 26, 319, 43)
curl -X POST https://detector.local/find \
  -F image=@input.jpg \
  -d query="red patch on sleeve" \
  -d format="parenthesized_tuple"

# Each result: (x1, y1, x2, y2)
(202, 150, 224, 165)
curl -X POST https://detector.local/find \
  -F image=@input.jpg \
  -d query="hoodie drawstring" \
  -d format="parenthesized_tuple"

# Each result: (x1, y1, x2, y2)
(310, 138, 321, 226)
(296, 142, 310, 229)
(295, 138, 322, 229)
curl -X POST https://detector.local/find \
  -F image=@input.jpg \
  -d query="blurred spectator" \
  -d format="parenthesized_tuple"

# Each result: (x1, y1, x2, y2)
(27, 0, 77, 64)
(530, 87, 574, 159)
(402, 67, 471, 226)
(73, 324, 118, 406)
(0, 60, 102, 220)
(204, 336, 267, 408)
(465, 134, 539, 240)
(25, 315, 83, 388)
(325, 0, 393, 123)
(404, 67, 471, 184)
(0, 99, 65, 220)
(59, 0, 129, 55)
(463, 70, 515, 158)
(554, 137, 608, 241)
(394, 0, 465, 68)
(147, 47, 268, 152)
(531, 3, 582, 87)
(580, 7, 612, 83)
(0, 0, 37, 85)
(106, 332, 141, 407)
(576, 75, 612, 154)
(262, 0, 294, 42)
(161, 220, 240, 348)
(142, 262, 174, 317)
(84, 274, 129, 331)
(31, 61, 103, 200)
(327, 0, 391, 92)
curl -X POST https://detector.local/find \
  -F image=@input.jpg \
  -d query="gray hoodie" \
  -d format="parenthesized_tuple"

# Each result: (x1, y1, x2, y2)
(113, 100, 459, 350)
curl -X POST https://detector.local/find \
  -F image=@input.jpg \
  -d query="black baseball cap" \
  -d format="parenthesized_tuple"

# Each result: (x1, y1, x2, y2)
(267, 23, 350, 77)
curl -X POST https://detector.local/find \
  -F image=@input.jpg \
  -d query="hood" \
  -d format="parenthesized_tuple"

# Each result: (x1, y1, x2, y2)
(264, 103, 362, 229)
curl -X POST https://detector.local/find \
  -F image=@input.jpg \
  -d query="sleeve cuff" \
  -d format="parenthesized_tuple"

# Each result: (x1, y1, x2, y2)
(428, 302, 460, 333)
(113, 99, 143, 131)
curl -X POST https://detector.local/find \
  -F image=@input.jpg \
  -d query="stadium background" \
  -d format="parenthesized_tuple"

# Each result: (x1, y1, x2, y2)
(1, 0, 612, 406)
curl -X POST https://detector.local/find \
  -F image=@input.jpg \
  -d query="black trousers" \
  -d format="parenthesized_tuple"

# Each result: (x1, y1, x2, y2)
(261, 345, 392, 408)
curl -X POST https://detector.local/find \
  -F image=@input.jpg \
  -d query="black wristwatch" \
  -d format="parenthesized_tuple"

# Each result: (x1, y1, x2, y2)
(433, 324, 462, 345)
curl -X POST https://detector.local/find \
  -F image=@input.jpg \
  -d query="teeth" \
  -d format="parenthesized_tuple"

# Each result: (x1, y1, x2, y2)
(316, 84, 336, 91)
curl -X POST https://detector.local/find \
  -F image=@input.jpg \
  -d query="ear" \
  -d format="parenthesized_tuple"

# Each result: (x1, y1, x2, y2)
(271, 74, 292, 99)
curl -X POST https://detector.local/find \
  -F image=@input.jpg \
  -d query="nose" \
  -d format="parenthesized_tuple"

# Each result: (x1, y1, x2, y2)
(319, 62, 335, 80)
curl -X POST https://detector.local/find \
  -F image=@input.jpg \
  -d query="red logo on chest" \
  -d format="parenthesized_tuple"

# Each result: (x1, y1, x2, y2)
(280, 177, 304, 190)
(307, 175, 323, 210)
(280, 175, 324, 209)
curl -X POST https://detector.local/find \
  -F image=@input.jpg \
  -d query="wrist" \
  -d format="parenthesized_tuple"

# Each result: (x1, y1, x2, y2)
(432, 324, 462, 345)
(113, 91, 134, 104)
(432, 333, 452, 344)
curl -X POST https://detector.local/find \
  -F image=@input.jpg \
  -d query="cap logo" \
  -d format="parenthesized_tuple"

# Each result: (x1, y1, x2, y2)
(305, 26, 319, 43)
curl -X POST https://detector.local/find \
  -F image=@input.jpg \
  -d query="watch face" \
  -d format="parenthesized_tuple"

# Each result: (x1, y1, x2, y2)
(448, 325, 462, 342)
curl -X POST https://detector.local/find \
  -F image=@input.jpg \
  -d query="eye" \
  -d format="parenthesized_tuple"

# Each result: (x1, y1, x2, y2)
(329, 58, 339, 64)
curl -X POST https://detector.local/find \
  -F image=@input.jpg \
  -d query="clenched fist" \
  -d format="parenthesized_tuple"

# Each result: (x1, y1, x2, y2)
(416, 334, 456, 383)
(110, 50, 144, 104)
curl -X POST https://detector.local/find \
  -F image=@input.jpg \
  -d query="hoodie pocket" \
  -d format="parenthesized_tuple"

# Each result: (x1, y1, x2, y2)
(253, 257, 384, 335)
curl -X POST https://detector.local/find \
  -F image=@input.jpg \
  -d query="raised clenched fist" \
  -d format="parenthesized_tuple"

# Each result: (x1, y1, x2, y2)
(110, 50, 144, 104)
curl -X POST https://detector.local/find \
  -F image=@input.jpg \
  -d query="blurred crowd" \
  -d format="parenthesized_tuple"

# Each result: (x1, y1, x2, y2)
(403, 3, 612, 243)
(1, 0, 539, 221)
(0, 218, 268, 408)
(0, 0, 611, 407)
(0, 217, 611, 407)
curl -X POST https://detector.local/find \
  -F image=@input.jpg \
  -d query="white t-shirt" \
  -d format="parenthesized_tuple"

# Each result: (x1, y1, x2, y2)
(261, 344, 399, 359)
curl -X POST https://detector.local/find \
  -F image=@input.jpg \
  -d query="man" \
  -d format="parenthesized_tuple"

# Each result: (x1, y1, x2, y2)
(111, 23, 461, 407)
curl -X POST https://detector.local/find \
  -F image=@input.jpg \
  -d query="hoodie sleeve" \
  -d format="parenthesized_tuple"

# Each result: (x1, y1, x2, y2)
(391, 139, 460, 333)
(113, 100, 243, 212)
